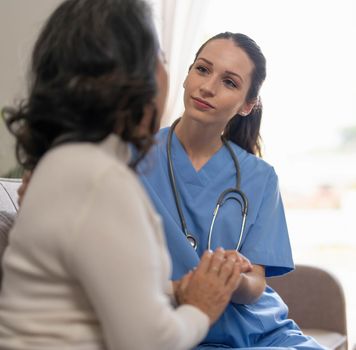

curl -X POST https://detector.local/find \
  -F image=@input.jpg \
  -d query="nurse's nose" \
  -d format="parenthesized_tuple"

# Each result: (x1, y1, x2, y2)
(199, 76, 218, 97)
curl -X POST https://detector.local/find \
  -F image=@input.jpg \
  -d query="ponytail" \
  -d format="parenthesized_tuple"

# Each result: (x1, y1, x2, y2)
(223, 102, 263, 157)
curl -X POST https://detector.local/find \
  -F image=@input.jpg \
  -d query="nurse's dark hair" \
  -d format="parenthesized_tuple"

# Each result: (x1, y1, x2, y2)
(2, 0, 159, 170)
(192, 32, 266, 157)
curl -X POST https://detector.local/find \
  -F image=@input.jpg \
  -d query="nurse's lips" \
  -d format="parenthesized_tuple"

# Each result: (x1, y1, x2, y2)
(192, 97, 215, 110)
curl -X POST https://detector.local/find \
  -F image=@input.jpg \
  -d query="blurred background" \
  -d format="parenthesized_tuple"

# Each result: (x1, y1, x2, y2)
(1, 0, 355, 345)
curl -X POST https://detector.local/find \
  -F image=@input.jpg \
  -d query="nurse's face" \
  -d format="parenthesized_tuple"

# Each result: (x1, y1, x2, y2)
(183, 39, 255, 129)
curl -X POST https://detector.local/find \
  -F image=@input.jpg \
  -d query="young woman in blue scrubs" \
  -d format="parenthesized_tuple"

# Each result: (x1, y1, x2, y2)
(139, 32, 326, 349)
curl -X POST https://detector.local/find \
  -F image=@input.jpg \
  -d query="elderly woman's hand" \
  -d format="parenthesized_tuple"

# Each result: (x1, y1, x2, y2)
(174, 248, 242, 325)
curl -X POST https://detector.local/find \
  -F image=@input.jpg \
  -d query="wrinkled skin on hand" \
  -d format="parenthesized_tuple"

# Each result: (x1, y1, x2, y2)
(174, 248, 244, 325)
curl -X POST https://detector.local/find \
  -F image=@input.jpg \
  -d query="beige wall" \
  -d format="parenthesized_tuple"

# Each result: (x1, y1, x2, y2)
(0, 0, 61, 175)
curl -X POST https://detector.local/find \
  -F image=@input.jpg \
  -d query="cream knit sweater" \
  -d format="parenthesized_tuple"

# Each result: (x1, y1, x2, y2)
(0, 135, 208, 350)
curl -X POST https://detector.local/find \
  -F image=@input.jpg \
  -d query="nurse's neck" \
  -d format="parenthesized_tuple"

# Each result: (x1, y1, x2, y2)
(174, 117, 224, 171)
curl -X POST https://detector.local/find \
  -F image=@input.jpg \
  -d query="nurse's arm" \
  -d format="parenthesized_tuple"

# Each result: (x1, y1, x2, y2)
(230, 264, 266, 304)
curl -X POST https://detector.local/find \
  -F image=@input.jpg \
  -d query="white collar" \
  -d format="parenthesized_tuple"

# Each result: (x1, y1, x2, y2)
(99, 134, 131, 165)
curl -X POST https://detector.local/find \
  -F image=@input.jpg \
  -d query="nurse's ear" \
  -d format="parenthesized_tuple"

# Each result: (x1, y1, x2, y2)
(238, 99, 257, 117)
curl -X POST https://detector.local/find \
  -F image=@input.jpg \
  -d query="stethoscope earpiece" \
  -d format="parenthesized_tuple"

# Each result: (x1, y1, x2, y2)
(167, 118, 248, 252)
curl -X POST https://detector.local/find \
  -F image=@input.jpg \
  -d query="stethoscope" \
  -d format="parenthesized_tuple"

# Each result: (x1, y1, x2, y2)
(167, 118, 248, 252)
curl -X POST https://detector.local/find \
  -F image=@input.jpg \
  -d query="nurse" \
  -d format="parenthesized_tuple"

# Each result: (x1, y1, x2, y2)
(139, 32, 326, 349)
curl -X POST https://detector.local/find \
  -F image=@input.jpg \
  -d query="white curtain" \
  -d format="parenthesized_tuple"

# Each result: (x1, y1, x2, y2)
(150, 0, 212, 126)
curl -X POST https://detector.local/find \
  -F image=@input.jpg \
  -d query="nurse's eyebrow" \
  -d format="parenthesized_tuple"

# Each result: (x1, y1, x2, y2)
(197, 57, 244, 83)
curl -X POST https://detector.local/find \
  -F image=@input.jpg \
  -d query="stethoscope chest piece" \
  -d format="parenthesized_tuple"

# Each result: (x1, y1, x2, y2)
(186, 234, 198, 250)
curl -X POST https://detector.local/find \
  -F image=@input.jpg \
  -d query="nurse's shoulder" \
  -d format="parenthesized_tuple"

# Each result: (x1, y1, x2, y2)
(229, 141, 279, 186)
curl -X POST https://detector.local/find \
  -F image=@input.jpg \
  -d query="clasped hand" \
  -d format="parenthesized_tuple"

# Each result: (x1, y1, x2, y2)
(173, 248, 252, 325)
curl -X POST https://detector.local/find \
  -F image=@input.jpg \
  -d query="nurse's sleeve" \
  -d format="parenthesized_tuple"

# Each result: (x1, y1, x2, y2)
(240, 167, 294, 277)
(64, 167, 209, 350)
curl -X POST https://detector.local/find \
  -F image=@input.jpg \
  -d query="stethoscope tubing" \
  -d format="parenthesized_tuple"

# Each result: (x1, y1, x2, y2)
(167, 118, 248, 251)
(208, 188, 248, 251)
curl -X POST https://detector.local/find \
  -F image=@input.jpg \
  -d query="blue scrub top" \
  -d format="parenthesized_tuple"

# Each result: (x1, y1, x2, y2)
(138, 128, 325, 350)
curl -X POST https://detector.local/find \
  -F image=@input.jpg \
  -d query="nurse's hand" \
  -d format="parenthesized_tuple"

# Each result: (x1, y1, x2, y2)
(224, 250, 253, 273)
(223, 251, 265, 304)
(174, 247, 242, 325)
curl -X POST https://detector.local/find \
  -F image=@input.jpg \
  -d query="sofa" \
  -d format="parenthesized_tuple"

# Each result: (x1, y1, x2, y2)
(0, 177, 349, 350)
(0, 177, 20, 214)
(268, 266, 348, 350)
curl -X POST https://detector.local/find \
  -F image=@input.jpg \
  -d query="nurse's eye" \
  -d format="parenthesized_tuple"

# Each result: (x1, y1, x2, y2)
(195, 65, 209, 74)
(223, 78, 238, 89)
